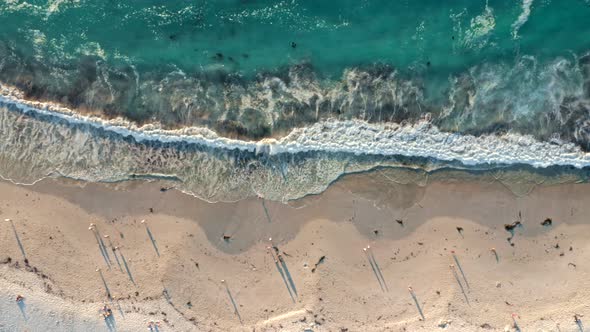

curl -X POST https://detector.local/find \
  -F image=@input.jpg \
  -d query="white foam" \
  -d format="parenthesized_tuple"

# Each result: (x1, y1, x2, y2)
(463, 3, 495, 50)
(46, 0, 80, 16)
(1, 83, 590, 169)
(512, 0, 533, 39)
(275, 120, 590, 168)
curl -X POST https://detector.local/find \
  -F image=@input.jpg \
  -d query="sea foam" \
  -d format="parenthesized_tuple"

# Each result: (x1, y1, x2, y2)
(512, 0, 533, 39)
(1, 83, 590, 170)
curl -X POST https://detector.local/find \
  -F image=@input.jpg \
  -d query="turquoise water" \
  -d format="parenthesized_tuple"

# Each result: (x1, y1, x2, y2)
(1, 1, 589, 138)
(2, 0, 588, 76)
(1, 0, 590, 201)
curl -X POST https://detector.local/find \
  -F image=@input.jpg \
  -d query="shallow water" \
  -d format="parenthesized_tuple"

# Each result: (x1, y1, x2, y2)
(1, 0, 590, 201)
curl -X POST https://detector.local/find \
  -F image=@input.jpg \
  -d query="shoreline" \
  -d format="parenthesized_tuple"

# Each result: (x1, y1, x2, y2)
(2, 173, 590, 331)
(3, 80, 590, 167)
(3, 81, 590, 203)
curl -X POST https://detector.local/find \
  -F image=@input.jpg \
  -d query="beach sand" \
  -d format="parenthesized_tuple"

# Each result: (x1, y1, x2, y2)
(1, 170, 590, 331)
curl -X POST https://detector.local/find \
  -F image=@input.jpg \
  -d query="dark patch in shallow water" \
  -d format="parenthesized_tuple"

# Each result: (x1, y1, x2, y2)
(3, 37, 590, 151)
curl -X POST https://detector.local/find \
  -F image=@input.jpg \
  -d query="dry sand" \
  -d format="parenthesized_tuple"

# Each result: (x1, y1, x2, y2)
(1, 169, 590, 331)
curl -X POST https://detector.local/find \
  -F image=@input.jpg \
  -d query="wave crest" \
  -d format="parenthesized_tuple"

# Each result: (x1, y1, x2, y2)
(1, 84, 590, 202)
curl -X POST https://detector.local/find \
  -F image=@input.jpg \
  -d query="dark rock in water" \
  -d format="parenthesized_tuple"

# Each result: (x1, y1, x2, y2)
(237, 108, 272, 138)
(291, 41, 297, 48)
(541, 218, 552, 226)
(504, 221, 521, 231)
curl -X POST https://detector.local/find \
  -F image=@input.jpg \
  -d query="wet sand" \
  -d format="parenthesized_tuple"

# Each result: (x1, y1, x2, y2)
(1, 170, 590, 331)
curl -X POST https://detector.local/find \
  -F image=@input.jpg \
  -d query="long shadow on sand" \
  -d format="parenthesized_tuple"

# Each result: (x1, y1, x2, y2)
(92, 230, 111, 269)
(222, 281, 243, 324)
(368, 248, 388, 292)
(575, 317, 584, 332)
(104, 313, 116, 331)
(450, 264, 469, 304)
(10, 220, 27, 261)
(144, 225, 160, 257)
(364, 249, 384, 292)
(270, 252, 295, 302)
(118, 250, 136, 285)
(409, 288, 425, 321)
(17, 299, 27, 321)
(278, 256, 297, 298)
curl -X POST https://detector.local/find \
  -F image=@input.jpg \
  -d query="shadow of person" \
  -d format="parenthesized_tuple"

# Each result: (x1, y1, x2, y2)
(17, 298, 27, 321)
(364, 248, 384, 292)
(105, 313, 117, 331)
(278, 255, 298, 297)
(142, 220, 160, 257)
(102, 305, 116, 331)
(222, 280, 243, 324)
(512, 314, 521, 332)
(408, 287, 425, 321)
(575, 315, 584, 332)
(270, 252, 295, 302)
(118, 249, 136, 285)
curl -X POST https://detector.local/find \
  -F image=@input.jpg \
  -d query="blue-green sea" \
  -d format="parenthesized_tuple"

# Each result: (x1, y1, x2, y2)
(1, 0, 590, 201)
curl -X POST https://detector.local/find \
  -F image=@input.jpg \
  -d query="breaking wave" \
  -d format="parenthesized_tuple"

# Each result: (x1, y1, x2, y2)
(1, 81, 590, 202)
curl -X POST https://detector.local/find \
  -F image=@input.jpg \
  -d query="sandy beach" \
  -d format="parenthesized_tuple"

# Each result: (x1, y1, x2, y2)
(1, 170, 590, 331)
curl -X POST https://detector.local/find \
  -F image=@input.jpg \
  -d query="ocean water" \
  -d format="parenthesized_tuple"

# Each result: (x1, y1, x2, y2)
(0, 0, 590, 201)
